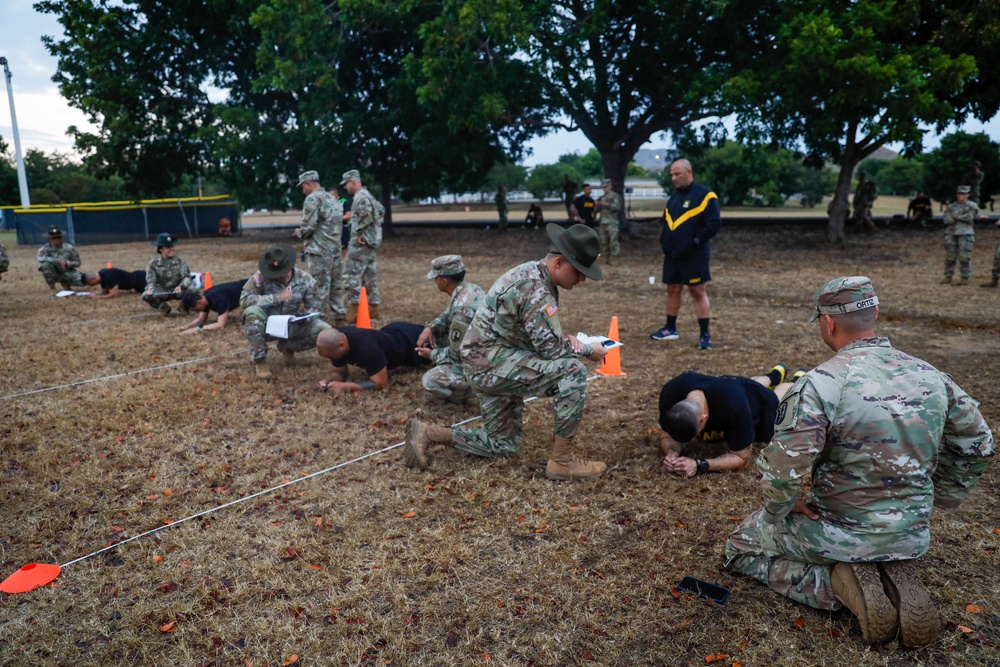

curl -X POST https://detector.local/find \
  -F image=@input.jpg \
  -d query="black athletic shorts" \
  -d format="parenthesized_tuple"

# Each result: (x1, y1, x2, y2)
(662, 255, 711, 285)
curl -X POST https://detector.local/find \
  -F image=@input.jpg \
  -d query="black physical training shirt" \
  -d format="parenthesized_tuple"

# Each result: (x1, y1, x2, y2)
(204, 280, 245, 315)
(573, 194, 596, 224)
(334, 322, 429, 377)
(99, 268, 146, 292)
(658, 371, 778, 451)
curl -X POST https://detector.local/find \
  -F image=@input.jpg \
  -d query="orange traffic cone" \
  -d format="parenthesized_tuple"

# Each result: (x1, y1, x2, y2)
(106, 262, 112, 269)
(356, 287, 372, 329)
(204, 272, 213, 290)
(597, 316, 626, 377)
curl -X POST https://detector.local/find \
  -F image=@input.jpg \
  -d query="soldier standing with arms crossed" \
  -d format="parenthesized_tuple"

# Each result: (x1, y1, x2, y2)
(341, 169, 384, 322)
(941, 185, 979, 285)
(293, 170, 347, 326)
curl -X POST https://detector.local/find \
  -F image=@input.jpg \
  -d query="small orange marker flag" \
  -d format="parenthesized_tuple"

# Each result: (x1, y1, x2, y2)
(597, 316, 626, 376)
(0, 562, 61, 594)
(356, 287, 372, 329)
(204, 272, 213, 290)
(106, 262, 112, 269)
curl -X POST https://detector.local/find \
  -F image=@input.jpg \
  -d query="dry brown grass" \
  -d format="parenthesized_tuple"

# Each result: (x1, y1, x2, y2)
(0, 222, 998, 667)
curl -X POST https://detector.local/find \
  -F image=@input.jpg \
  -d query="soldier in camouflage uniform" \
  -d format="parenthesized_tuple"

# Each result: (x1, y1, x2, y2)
(294, 170, 347, 325)
(340, 169, 384, 321)
(404, 224, 609, 481)
(416, 255, 486, 403)
(240, 245, 332, 381)
(597, 178, 623, 262)
(0, 240, 10, 281)
(961, 160, 984, 204)
(941, 185, 980, 285)
(37, 226, 84, 290)
(495, 185, 508, 232)
(142, 233, 193, 315)
(982, 219, 1000, 288)
(725, 276, 993, 648)
(851, 173, 877, 234)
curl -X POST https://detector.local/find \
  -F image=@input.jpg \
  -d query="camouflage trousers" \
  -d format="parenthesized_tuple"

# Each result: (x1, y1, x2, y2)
(599, 221, 620, 257)
(451, 354, 587, 458)
(724, 508, 927, 611)
(344, 245, 380, 305)
(497, 207, 508, 232)
(242, 305, 332, 363)
(142, 290, 183, 309)
(943, 233, 974, 279)
(305, 251, 346, 320)
(38, 262, 83, 289)
(991, 240, 1000, 280)
(0, 245, 9, 274)
(853, 205, 875, 231)
(422, 362, 473, 403)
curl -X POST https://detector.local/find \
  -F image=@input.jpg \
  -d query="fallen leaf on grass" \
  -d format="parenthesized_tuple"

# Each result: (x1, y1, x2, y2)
(705, 654, 730, 664)
(993, 528, 1000, 536)
(158, 621, 177, 633)
(282, 655, 299, 666)
(958, 626, 974, 634)
(793, 617, 806, 629)
(111, 526, 124, 532)
(308, 564, 326, 571)
(966, 604, 983, 614)
(402, 511, 416, 518)
(152, 555, 164, 563)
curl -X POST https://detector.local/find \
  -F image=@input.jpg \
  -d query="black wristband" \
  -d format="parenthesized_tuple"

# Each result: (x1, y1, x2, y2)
(356, 380, 376, 391)
(696, 459, 710, 475)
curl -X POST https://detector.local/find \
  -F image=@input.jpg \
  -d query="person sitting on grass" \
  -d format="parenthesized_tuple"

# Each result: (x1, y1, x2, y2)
(658, 365, 802, 477)
(315, 322, 431, 396)
(142, 233, 193, 316)
(82, 268, 147, 299)
(37, 226, 85, 291)
(176, 279, 246, 334)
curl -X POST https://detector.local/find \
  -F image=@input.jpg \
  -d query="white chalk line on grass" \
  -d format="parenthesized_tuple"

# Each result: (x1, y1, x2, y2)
(0, 352, 243, 401)
(58, 374, 602, 570)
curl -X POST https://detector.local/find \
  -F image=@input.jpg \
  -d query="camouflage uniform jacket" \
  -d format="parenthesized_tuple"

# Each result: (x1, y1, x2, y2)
(240, 267, 321, 315)
(758, 337, 993, 560)
(426, 281, 486, 365)
(944, 200, 979, 236)
(461, 260, 593, 374)
(600, 190, 623, 219)
(300, 188, 343, 256)
(0, 242, 10, 273)
(349, 187, 384, 250)
(37, 242, 81, 269)
(144, 255, 191, 294)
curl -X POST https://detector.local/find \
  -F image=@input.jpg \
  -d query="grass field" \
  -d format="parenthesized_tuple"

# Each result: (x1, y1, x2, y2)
(0, 222, 997, 666)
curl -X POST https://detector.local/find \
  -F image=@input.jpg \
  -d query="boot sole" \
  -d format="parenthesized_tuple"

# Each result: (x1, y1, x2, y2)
(832, 563, 898, 644)
(879, 562, 940, 649)
(403, 419, 429, 470)
(544, 466, 606, 481)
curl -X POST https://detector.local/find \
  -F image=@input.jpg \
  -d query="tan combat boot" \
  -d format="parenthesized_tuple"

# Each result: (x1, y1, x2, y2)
(254, 364, 272, 381)
(939, 275, 952, 284)
(347, 303, 359, 324)
(878, 560, 940, 649)
(368, 304, 380, 319)
(276, 339, 294, 362)
(403, 418, 453, 470)
(955, 277, 969, 286)
(159, 302, 173, 316)
(544, 436, 606, 481)
(831, 562, 897, 644)
(333, 318, 348, 327)
(980, 277, 998, 288)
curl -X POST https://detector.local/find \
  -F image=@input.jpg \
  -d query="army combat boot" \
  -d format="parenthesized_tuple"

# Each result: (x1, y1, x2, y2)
(159, 302, 173, 316)
(981, 276, 998, 288)
(544, 436, 606, 481)
(939, 275, 952, 284)
(347, 303, 359, 325)
(878, 560, 940, 649)
(368, 304, 381, 319)
(955, 277, 969, 286)
(403, 418, 453, 470)
(254, 363, 272, 381)
(831, 562, 897, 644)
(276, 339, 294, 362)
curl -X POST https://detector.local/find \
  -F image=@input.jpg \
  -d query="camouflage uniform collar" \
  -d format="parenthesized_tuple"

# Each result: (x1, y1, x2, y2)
(536, 259, 558, 300)
(840, 336, 890, 352)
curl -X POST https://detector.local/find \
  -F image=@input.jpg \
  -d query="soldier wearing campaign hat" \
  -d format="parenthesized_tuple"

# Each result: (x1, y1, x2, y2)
(37, 225, 84, 291)
(340, 169, 384, 322)
(142, 232, 192, 315)
(239, 245, 331, 381)
(726, 276, 993, 648)
(415, 255, 486, 403)
(942, 184, 980, 285)
(404, 224, 611, 481)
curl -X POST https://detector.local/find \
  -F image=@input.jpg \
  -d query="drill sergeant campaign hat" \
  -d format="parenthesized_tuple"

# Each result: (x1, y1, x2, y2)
(340, 169, 361, 186)
(258, 244, 296, 278)
(151, 232, 177, 247)
(47, 226, 63, 238)
(426, 255, 466, 279)
(809, 276, 879, 323)
(296, 170, 320, 187)
(546, 223, 603, 280)
(957, 185, 971, 194)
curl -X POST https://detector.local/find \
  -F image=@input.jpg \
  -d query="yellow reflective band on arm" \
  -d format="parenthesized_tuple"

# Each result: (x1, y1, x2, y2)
(664, 191, 718, 231)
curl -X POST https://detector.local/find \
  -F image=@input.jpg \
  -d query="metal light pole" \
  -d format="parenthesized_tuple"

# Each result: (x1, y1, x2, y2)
(0, 56, 31, 208)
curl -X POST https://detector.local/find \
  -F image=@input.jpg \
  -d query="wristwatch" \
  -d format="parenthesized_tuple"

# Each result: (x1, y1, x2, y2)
(696, 459, 710, 475)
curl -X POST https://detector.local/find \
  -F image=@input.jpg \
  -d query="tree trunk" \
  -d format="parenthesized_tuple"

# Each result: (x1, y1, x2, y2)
(828, 151, 862, 245)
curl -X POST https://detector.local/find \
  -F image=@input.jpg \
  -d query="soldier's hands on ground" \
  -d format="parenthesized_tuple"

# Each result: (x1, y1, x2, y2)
(663, 452, 698, 478)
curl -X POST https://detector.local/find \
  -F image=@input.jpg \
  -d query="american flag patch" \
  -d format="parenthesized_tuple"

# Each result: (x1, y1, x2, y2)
(545, 301, 558, 317)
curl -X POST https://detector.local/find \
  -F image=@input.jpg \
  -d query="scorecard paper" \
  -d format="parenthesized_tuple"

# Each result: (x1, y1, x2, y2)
(265, 312, 321, 338)
(575, 332, 623, 349)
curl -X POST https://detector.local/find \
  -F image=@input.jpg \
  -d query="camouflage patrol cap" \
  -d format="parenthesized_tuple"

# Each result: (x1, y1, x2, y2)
(340, 169, 361, 186)
(151, 232, 177, 247)
(957, 185, 971, 194)
(259, 244, 296, 278)
(47, 226, 63, 238)
(426, 255, 466, 279)
(809, 276, 879, 323)
(297, 170, 320, 187)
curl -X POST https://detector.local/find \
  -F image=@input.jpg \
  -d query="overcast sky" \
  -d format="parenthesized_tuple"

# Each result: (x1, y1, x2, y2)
(2, 5, 997, 166)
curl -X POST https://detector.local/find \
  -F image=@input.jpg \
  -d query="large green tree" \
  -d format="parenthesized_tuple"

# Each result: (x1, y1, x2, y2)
(921, 132, 1000, 207)
(727, 0, 977, 242)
